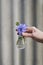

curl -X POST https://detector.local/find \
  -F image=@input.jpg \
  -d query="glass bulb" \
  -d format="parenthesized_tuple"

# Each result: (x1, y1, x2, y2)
(16, 35, 25, 49)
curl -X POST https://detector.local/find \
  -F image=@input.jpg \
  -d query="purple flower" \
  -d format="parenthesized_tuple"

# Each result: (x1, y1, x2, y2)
(16, 24, 27, 35)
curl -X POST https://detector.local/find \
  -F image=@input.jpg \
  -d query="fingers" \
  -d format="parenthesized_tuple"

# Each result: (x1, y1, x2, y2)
(17, 32, 32, 37)
(26, 27, 37, 33)
(22, 32, 33, 37)
(26, 27, 33, 33)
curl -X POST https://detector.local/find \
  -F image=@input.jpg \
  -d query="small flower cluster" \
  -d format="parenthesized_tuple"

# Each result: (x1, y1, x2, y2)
(16, 23, 27, 35)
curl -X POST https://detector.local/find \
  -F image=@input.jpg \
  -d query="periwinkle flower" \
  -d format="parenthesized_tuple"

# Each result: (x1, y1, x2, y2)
(16, 24, 27, 35)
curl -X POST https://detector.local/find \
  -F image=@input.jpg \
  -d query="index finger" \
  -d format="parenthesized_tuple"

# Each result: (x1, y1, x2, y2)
(26, 27, 33, 33)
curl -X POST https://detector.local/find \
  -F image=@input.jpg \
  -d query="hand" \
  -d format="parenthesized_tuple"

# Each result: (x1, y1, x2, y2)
(22, 27, 43, 43)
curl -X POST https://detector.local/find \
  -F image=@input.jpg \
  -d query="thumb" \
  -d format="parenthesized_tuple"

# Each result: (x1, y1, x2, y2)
(22, 32, 33, 37)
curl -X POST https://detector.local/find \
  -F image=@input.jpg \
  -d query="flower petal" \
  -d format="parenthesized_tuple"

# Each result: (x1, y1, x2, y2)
(16, 24, 27, 35)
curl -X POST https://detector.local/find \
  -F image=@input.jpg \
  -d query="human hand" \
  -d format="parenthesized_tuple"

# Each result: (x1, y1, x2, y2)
(22, 27, 43, 43)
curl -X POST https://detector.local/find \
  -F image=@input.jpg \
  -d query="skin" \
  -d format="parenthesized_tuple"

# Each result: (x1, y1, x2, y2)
(22, 27, 43, 43)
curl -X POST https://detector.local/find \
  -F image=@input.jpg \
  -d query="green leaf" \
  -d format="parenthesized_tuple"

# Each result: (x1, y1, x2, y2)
(19, 36, 22, 40)
(16, 22, 20, 26)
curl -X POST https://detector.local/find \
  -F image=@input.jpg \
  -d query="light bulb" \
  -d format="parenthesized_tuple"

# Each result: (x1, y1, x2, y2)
(16, 35, 25, 49)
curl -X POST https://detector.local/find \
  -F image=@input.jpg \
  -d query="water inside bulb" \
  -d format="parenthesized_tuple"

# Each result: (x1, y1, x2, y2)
(16, 35, 25, 49)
